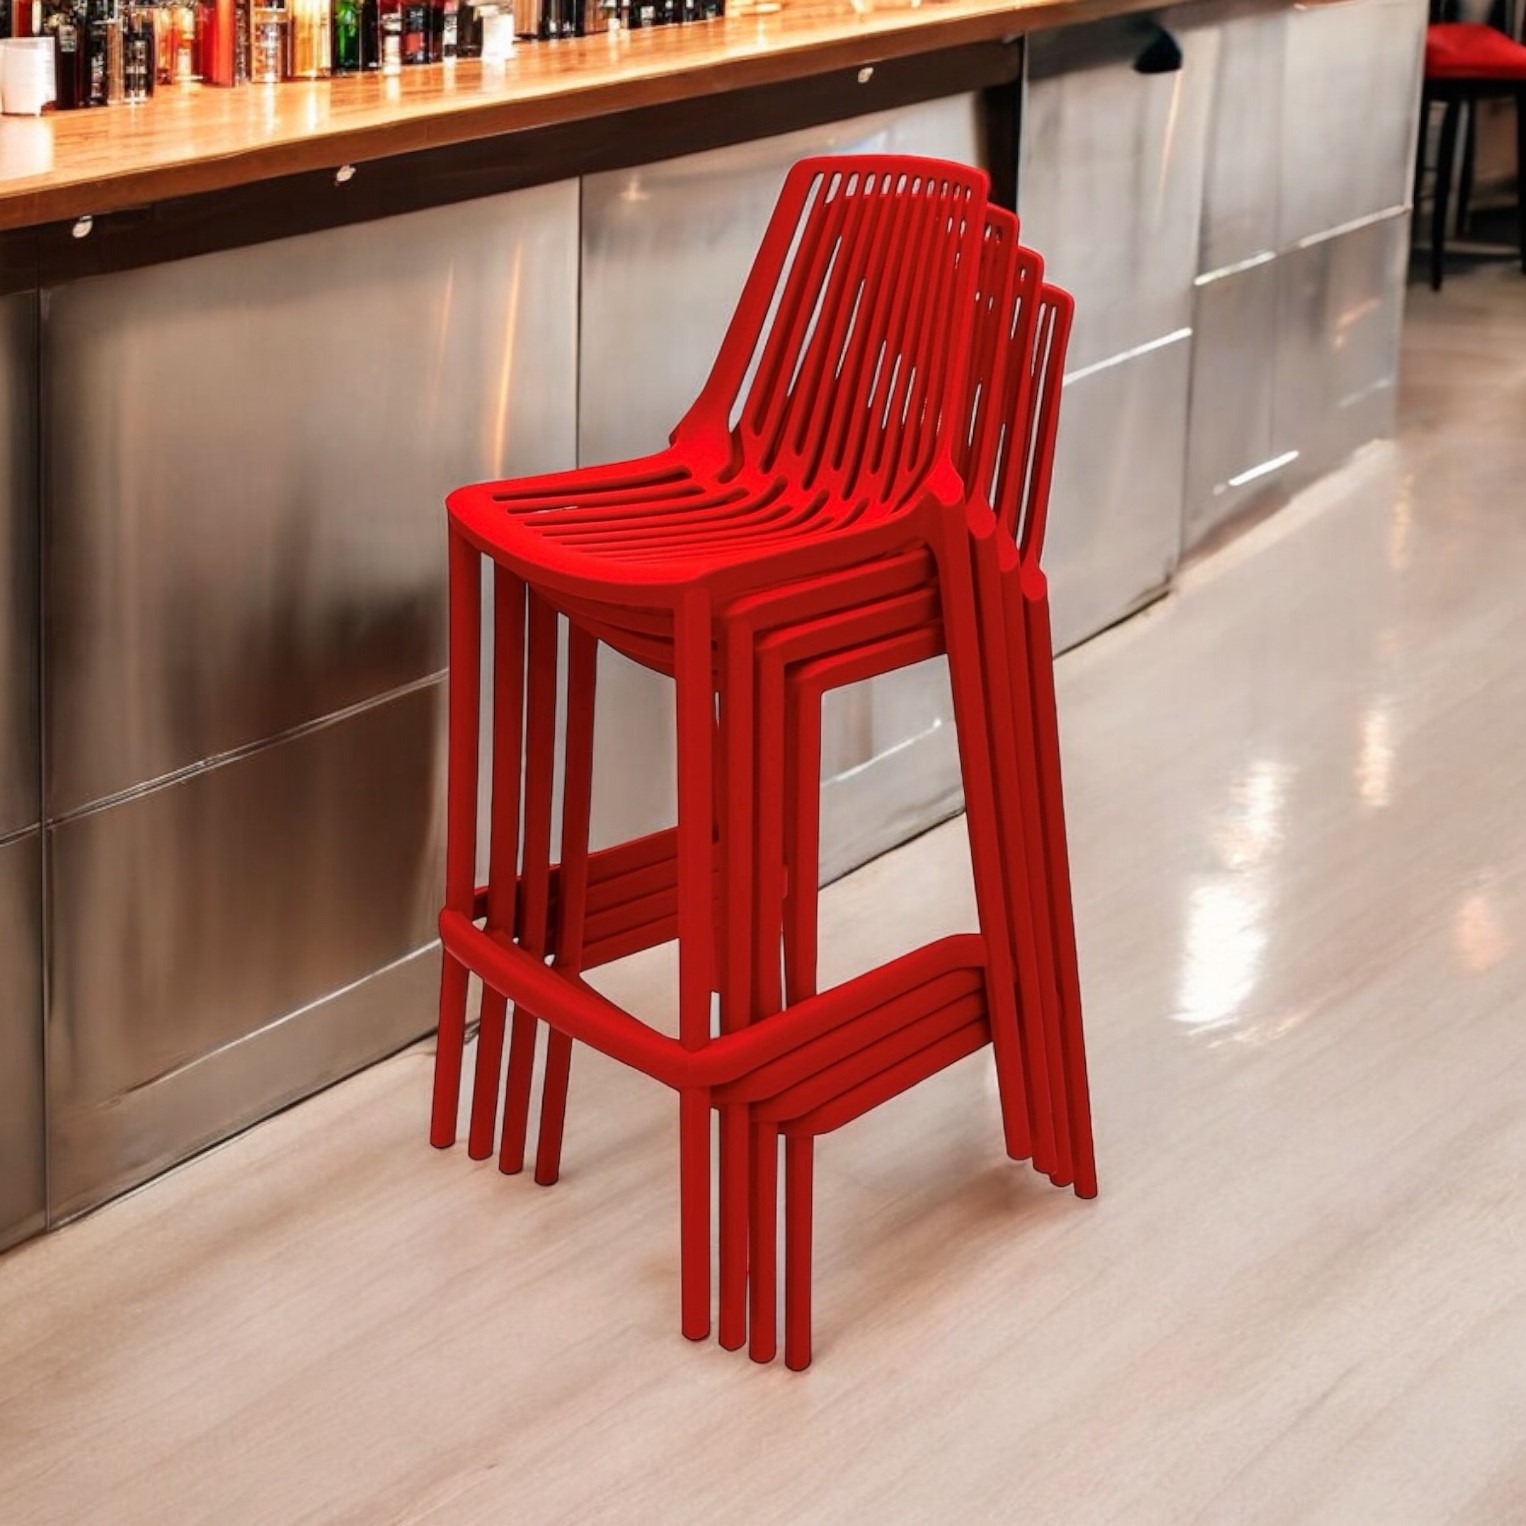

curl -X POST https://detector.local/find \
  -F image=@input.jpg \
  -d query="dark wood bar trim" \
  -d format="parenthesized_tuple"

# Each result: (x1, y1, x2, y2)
(32, 37, 1023, 283)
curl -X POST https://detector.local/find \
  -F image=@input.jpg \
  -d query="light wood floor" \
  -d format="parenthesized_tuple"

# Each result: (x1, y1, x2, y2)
(5, 269, 1526, 1524)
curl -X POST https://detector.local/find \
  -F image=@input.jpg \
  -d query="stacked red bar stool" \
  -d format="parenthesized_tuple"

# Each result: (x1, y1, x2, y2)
(432, 156, 1095, 1364)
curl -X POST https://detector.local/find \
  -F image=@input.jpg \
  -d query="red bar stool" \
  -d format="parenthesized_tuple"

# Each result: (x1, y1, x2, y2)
(433, 158, 1090, 1354)
(721, 269, 1085, 1369)
(1418, 5, 1526, 290)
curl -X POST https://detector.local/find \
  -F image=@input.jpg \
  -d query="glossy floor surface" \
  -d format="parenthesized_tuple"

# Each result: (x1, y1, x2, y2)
(4, 269, 1526, 1522)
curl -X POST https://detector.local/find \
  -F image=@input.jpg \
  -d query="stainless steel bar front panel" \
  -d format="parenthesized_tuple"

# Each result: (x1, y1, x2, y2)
(0, 284, 42, 1253)
(42, 182, 580, 1218)
(580, 95, 984, 880)
(1, 290, 38, 844)
(1273, 212, 1409, 498)
(0, 831, 44, 1251)
(1020, 16, 1218, 645)
(1197, 4, 1286, 277)
(44, 180, 579, 818)
(46, 680, 445, 1219)
(1046, 335, 1195, 651)
(1278, 0, 1428, 250)
(1184, 0, 1424, 551)
(1020, 21, 1218, 375)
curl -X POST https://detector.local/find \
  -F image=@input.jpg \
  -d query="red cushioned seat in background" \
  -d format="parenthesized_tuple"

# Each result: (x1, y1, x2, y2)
(1427, 22, 1526, 80)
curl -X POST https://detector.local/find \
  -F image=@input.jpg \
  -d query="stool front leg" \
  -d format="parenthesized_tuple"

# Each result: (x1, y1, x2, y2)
(932, 516, 1036, 1167)
(432, 526, 484, 1149)
(467, 567, 526, 1160)
(535, 622, 600, 1186)
(717, 621, 758, 1351)
(499, 594, 560, 1175)
(783, 1133, 814, 1371)
(675, 590, 717, 1341)
(750, 1118, 780, 1363)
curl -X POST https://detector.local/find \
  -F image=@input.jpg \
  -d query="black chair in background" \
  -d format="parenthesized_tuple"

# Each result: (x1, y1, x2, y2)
(1416, 0, 1526, 290)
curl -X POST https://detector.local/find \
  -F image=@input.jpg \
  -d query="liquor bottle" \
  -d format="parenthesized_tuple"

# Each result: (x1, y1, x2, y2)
(199, 0, 234, 82)
(399, 0, 422, 59)
(289, 0, 328, 73)
(171, 0, 194, 75)
(249, 0, 287, 76)
(84, 0, 115, 103)
(452, 0, 478, 55)
(376, 0, 399, 70)
(330, 0, 358, 69)
(234, 0, 248, 75)
(358, 0, 376, 66)
(122, 0, 154, 94)
(48, 1, 88, 107)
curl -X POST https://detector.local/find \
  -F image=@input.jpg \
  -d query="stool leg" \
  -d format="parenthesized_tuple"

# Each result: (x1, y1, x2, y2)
(675, 590, 715, 1342)
(971, 534, 1061, 1178)
(1024, 585, 1098, 1201)
(1433, 97, 1462, 293)
(934, 518, 1034, 1165)
(784, 1133, 814, 1372)
(1413, 86, 1432, 221)
(499, 595, 559, 1175)
(718, 624, 756, 1351)
(750, 1120, 779, 1364)
(431, 527, 483, 1149)
(535, 623, 599, 1186)
(1458, 100, 1477, 237)
(466, 568, 525, 1160)
(1516, 88, 1526, 275)
(782, 673, 822, 1006)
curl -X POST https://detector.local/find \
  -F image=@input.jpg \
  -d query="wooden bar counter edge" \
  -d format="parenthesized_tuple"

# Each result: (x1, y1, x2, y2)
(0, 0, 1327, 231)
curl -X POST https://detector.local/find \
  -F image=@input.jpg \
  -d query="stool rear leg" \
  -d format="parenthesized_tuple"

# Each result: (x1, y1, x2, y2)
(500, 594, 560, 1175)
(467, 568, 526, 1160)
(784, 1133, 814, 1371)
(535, 623, 600, 1186)
(432, 528, 483, 1149)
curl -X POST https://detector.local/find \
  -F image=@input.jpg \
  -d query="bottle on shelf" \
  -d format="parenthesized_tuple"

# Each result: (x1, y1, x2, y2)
(171, 0, 194, 77)
(234, 0, 248, 76)
(330, 0, 358, 69)
(377, 0, 399, 70)
(122, 0, 155, 95)
(452, 0, 480, 55)
(47, 0, 89, 108)
(248, 0, 288, 77)
(358, 0, 376, 66)
(84, 0, 123, 104)
(200, 0, 235, 82)
(399, 0, 422, 59)
(289, 0, 328, 73)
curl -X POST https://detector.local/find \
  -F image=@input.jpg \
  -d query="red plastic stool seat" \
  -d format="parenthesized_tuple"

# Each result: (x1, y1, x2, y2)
(1426, 21, 1526, 79)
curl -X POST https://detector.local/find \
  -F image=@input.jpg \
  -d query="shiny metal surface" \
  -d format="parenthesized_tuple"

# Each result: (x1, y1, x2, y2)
(1197, 4, 1286, 276)
(0, 831, 44, 1251)
(0, 290, 38, 844)
(1273, 212, 1409, 498)
(1020, 19, 1218, 373)
(1278, 0, 1427, 248)
(580, 94, 982, 878)
(43, 179, 579, 817)
(1185, 256, 1285, 549)
(1047, 334, 1193, 652)
(46, 680, 444, 1219)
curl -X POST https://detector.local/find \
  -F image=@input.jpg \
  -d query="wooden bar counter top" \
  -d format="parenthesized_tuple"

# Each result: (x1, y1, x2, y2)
(0, 0, 1169, 230)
